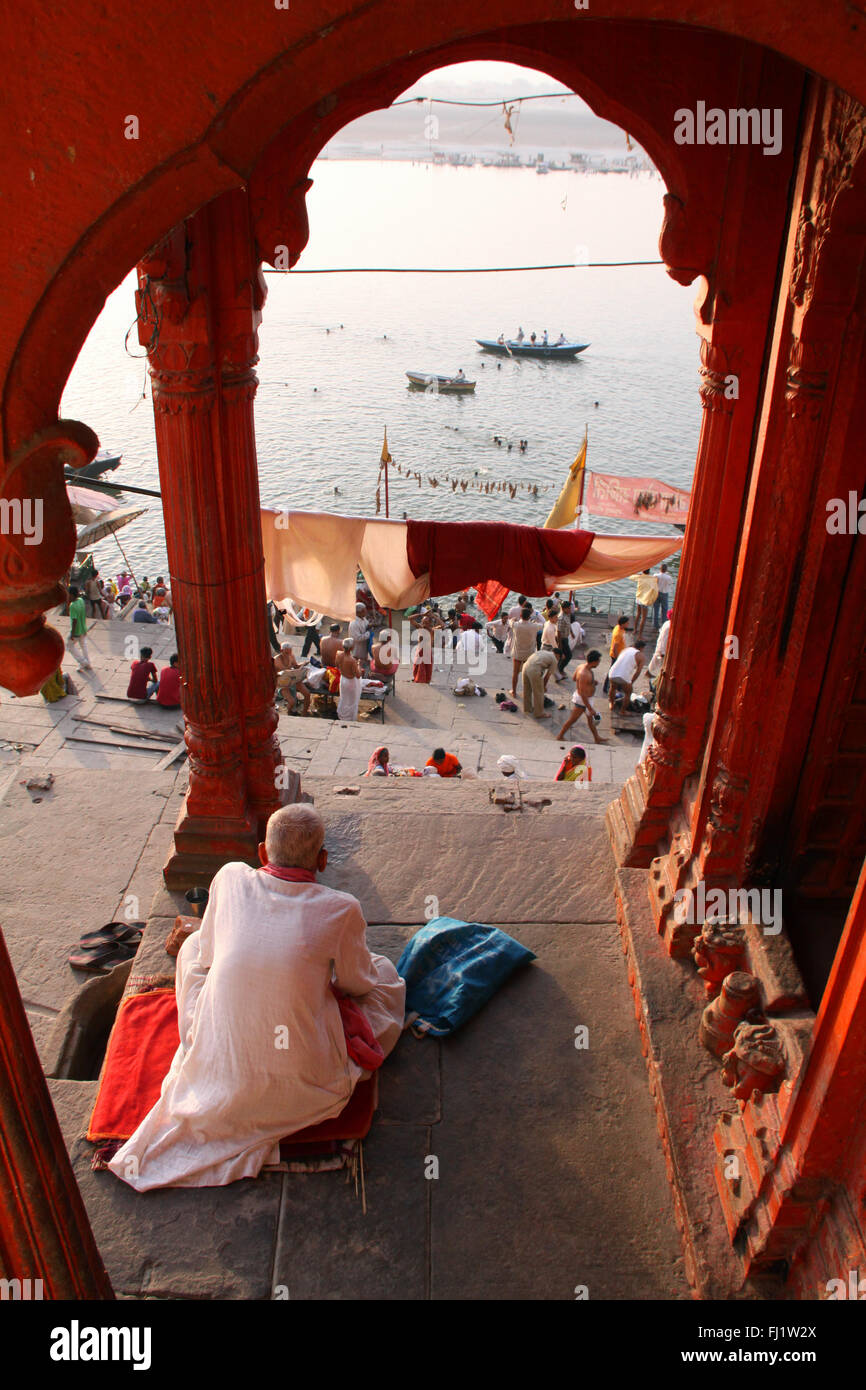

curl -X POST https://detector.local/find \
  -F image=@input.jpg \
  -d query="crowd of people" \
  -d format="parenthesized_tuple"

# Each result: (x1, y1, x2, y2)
(59, 558, 675, 779)
(70, 568, 174, 626)
(269, 587, 398, 723)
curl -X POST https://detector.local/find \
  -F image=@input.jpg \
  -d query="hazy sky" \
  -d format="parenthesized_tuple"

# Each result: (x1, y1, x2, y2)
(329, 61, 638, 157)
(397, 61, 573, 99)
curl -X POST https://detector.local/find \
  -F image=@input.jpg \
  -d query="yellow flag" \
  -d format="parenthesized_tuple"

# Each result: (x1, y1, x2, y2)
(543, 431, 587, 529)
(381, 428, 392, 465)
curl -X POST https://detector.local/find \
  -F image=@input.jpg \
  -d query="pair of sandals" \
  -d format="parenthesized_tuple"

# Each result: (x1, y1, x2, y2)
(68, 921, 144, 972)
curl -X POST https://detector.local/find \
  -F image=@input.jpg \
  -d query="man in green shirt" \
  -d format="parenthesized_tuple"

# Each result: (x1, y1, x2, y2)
(67, 585, 93, 670)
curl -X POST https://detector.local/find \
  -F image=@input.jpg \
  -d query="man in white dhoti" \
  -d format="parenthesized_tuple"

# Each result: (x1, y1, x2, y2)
(336, 637, 362, 721)
(108, 805, 405, 1190)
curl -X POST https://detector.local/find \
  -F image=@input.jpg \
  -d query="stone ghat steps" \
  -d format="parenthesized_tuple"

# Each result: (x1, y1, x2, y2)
(302, 773, 611, 811)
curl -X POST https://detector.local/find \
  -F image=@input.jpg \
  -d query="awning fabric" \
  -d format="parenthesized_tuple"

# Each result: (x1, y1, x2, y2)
(261, 509, 681, 620)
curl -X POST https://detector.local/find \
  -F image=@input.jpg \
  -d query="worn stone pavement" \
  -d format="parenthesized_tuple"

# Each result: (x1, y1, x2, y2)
(48, 783, 687, 1300)
(3, 607, 687, 1299)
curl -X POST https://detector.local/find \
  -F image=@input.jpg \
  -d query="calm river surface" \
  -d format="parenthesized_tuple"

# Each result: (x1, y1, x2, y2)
(62, 160, 702, 610)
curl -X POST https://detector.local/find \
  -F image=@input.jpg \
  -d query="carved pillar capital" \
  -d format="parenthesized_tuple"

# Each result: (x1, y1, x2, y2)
(790, 90, 866, 312)
(0, 419, 99, 695)
(699, 338, 737, 414)
(785, 336, 831, 418)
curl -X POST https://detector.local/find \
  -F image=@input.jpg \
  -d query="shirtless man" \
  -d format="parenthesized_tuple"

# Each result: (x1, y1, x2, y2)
(273, 643, 312, 715)
(556, 649, 609, 743)
(320, 623, 343, 668)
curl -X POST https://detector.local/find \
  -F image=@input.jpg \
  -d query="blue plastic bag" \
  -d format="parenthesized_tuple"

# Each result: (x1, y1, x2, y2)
(396, 916, 536, 1038)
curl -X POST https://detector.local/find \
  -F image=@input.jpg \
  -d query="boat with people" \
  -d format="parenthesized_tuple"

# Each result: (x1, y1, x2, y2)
(406, 371, 476, 394)
(476, 338, 590, 359)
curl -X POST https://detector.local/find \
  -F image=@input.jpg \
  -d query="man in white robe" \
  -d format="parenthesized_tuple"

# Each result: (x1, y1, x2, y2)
(108, 805, 405, 1190)
(336, 637, 362, 721)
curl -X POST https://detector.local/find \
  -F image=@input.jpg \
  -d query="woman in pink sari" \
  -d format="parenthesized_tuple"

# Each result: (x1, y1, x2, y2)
(364, 746, 392, 777)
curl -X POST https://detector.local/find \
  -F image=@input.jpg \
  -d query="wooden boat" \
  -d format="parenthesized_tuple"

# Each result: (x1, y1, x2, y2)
(406, 371, 476, 394)
(64, 449, 123, 480)
(476, 338, 590, 359)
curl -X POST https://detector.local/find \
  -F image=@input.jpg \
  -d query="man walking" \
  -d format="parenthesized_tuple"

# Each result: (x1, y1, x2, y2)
(67, 585, 92, 670)
(556, 650, 608, 744)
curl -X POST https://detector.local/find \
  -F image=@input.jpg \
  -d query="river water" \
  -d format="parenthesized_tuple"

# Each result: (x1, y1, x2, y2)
(61, 160, 702, 611)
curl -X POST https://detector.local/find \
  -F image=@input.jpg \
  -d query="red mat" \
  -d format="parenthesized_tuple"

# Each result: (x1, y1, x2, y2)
(87, 986, 377, 1152)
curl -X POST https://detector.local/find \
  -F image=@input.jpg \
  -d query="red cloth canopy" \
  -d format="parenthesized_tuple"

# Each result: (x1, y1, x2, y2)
(406, 520, 595, 614)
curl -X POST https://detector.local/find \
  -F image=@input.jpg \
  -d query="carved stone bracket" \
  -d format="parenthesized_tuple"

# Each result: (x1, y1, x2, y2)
(692, 918, 748, 997)
(721, 1020, 786, 1101)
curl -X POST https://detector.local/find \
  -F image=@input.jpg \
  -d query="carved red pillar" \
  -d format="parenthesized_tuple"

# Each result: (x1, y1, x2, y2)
(137, 189, 287, 887)
(659, 84, 866, 951)
(0, 930, 113, 1298)
(607, 56, 805, 874)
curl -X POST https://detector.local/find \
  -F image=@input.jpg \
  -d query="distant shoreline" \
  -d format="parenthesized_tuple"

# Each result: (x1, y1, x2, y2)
(317, 150, 658, 174)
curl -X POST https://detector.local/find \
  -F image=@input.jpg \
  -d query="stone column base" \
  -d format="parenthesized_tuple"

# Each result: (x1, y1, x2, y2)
(163, 771, 303, 888)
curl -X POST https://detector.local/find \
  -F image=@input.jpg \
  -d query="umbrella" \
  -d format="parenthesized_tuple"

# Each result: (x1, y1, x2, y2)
(67, 484, 119, 526)
(75, 503, 149, 596)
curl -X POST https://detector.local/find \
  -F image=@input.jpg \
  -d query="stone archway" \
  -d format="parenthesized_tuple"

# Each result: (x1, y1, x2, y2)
(2, 14, 808, 698)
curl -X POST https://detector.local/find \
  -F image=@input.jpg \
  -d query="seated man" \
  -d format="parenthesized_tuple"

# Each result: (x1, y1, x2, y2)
(156, 652, 182, 707)
(274, 643, 312, 715)
(371, 628, 399, 678)
(127, 647, 157, 700)
(151, 575, 172, 612)
(426, 747, 462, 777)
(319, 622, 343, 668)
(132, 599, 158, 624)
(108, 805, 405, 1190)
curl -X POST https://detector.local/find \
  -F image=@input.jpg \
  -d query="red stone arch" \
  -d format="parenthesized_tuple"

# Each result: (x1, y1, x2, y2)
(2, 10, 809, 696)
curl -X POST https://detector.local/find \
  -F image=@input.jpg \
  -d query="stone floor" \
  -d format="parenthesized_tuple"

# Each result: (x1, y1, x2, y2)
(3, 605, 688, 1300)
(48, 782, 687, 1300)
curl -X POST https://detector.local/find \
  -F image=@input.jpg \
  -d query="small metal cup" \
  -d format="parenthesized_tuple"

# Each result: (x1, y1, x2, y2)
(184, 888, 209, 918)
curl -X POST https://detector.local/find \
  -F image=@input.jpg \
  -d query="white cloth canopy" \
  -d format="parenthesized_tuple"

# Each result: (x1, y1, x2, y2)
(108, 864, 405, 1190)
(261, 509, 681, 619)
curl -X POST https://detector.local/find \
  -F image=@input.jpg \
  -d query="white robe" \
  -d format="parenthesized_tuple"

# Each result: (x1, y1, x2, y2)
(107, 864, 405, 1190)
(336, 674, 361, 721)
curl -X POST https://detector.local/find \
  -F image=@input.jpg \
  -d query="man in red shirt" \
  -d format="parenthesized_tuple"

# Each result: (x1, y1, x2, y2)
(156, 653, 182, 707)
(425, 747, 462, 778)
(127, 647, 158, 700)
